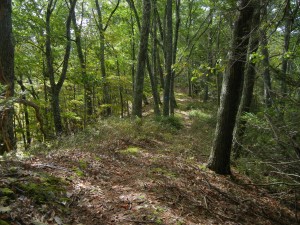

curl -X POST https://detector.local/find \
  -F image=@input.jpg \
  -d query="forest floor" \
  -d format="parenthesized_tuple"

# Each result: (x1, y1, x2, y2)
(0, 94, 299, 225)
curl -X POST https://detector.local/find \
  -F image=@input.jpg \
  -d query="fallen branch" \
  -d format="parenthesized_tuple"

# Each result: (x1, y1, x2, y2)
(125, 219, 157, 224)
(269, 171, 300, 179)
(243, 182, 300, 187)
(247, 160, 300, 165)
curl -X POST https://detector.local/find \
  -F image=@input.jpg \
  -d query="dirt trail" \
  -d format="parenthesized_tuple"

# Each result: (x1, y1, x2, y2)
(0, 100, 298, 224)
(1, 138, 298, 224)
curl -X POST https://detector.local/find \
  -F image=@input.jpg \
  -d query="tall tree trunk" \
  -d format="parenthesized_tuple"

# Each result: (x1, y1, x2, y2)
(281, 0, 292, 97)
(128, 0, 160, 115)
(216, 15, 222, 106)
(46, 0, 77, 136)
(157, 51, 165, 90)
(204, 27, 213, 102)
(188, 66, 192, 97)
(150, 0, 161, 116)
(207, 0, 255, 175)
(170, 0, 181, 115)
(71, 4, 93, 118)
(129, 7, 136, 93)
(17, 78, 31, 148)
(147, 60, 160, 116)
(132, 0, 151, 118)
(232, 6, 261, 158)
(95, 0, 119, 117)
(95, 0, 110, 117)
(260, 30, 272, 107)
(116, 60, 124, 118)
(42, 59, 51, 137)
(0, 0, 15, 154)
(163, 0, 173, 116)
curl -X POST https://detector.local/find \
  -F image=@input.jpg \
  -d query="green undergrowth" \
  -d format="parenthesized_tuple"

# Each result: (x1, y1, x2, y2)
(233, 110, 300, 191)
(28, 116, 186, 155)
(183, 109, 216, 158)
(182, 100, 217, 112)
(154, 115, 184, 130)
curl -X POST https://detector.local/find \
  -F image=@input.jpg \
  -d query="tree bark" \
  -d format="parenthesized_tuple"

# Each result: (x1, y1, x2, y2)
(17, 78, 31, 148)
(150, 0, 161, 116)
(260, 29, 272, 107)
(157, 51, 164, 90)
(170, 0, 181, 115)
(132, 0, 151, 118)
(207, 0, 255, 175)
(163, 0, 173, 116)
(147, 60, 161, 116)
(0, 0, 15, 154)
(281, 0, 292, 97)
(232, 5, 261, 158)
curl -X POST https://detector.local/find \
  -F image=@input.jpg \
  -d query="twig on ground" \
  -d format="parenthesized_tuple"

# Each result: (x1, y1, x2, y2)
(243, 182, 300, 187)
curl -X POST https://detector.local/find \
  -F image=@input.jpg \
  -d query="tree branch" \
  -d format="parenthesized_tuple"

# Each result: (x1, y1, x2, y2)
(103, 0, 120, 31)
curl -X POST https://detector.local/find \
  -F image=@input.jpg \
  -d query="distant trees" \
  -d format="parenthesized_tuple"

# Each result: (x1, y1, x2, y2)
(0, 0, 15, 153)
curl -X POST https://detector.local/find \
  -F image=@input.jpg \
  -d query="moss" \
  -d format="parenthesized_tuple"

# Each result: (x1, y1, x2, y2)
(15, 175, 68, 205)
(120, 147, 140, 156)
(78, 159, 88, 170)
(73, 167, 85, 177)
(0, 188, 14, 197)
(151, 167, 177, 178)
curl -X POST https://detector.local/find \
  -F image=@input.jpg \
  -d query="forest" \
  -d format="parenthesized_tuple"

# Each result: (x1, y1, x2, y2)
(0, 0, 300, 224)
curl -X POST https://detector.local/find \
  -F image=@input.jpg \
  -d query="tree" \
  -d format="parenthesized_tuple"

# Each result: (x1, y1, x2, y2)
(163, 0, 173, 116)
(280, 0, 299, 101)
(260, 34, 272, 107)
(45, 0, 77, 135)
(232, 5, 261, 158)
(170, 0, 181, 114)
(94, 0, 120, 117)
(132, 0, 151, 118)
(0, 0, 15, 154)
(149, 0, 161, 116)
(207, 0, 255, 175)
(71, 2, 93, 120)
